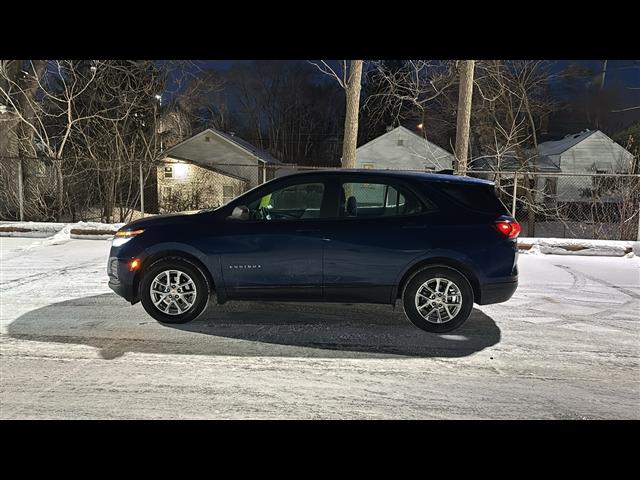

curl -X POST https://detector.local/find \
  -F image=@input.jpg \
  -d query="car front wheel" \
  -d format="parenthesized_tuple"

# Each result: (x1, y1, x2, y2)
(402, 267, 474, 333)
(140, 258, 209, 324)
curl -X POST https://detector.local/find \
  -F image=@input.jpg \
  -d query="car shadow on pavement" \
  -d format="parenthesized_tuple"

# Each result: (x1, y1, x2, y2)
(7, 293, 501, 359)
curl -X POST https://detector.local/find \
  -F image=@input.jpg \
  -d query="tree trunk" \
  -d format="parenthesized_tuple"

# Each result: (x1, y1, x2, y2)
(454, 60, 475, 175)
(341, 60, 363, 169)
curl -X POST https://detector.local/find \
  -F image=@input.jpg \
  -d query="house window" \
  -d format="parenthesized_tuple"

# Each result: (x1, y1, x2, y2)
(164, 166, 173, 178)
(397, 138, 404, 146)
(222, 185, 235, 204)
(544, 178, 558, 196)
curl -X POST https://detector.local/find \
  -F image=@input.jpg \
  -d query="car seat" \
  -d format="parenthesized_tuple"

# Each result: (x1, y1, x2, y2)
(346, 196, 358, 216)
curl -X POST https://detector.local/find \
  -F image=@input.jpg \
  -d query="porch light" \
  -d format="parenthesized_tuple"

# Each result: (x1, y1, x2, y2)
(173, 163, 188, 179)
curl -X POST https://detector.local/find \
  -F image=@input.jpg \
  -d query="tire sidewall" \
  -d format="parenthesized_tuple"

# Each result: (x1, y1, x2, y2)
(140, 258, 209, 324)
(402, 266, 474, 333)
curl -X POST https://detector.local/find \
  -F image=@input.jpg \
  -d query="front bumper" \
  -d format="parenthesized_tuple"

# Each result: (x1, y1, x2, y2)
(107, 256, 138, 303)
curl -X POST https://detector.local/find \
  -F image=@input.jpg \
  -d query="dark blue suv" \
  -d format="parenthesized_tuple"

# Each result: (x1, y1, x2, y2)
(108, 170, 519, 333)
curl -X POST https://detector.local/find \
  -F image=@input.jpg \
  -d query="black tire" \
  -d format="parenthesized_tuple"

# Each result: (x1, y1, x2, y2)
(140, 257, 210, 324)
(402, 266, 474, 333)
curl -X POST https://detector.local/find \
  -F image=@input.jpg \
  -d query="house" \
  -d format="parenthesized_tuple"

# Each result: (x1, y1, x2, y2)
(471, 130, 636, 204)
(536, 129, 634, 174)
(535, 129, 636, 203)
(355, 126, 454, 172)
(156, 128, 282, 212)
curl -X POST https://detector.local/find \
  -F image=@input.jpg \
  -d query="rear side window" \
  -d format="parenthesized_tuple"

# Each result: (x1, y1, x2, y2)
(436, 183, 508, 214)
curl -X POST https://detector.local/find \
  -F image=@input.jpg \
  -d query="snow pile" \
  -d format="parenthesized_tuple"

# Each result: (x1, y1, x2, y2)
(518, 237, 638, 257)
(69, 221, 125, 240)
(0, 222, 67, 238)
(0, 221, 126, 242)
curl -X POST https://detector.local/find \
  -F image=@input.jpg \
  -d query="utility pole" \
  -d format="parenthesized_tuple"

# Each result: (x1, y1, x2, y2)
(454, 60, 475, 175)
(600, 59, 608, 89)
(17, 159, 24, 221)
(139, 162, 145, 217)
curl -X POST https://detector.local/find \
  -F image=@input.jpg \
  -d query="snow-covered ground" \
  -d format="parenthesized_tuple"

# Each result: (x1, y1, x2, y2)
(519, 237, 639, 257)
(0, 236, 638, 419)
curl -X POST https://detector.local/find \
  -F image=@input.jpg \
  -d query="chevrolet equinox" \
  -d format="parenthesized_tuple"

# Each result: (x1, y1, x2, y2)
(108, 170, 519, 333)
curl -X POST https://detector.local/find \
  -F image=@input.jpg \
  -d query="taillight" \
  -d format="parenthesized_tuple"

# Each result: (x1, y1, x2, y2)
(495, 219, 521, 239)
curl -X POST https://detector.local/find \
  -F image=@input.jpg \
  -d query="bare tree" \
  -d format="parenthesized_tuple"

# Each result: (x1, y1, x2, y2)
(309, 60, 364, 168)
(0, 60, 169, 222)
(363, 60, 456, 137)
(472, 60, 557, 235)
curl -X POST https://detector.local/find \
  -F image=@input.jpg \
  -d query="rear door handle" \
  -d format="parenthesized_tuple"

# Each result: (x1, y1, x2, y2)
(402, 224, 427, 230)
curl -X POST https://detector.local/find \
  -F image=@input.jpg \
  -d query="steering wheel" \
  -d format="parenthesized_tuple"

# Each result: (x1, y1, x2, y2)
(257, 206, 271, 220)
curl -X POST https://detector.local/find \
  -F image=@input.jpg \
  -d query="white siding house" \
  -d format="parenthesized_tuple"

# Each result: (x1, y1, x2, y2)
(355, 126, 454, 171)
(159, 128, 282, 188)
(538, 130, 634, 174)
(156, 128, 282, 211)
(536, 130, 635, 202)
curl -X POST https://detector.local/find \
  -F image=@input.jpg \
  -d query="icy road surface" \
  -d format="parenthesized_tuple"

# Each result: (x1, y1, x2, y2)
(1, 236, 638, 419)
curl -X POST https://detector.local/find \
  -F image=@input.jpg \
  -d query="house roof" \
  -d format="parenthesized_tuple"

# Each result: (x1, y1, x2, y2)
(470, 151, 560, 172)
(159, 128, 283, 165)
(357, 125, 453, 158)
(537, 130, 598, 156)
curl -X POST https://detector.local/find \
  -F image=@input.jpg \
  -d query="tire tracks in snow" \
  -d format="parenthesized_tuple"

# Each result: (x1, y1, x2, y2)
(553, 263, 640, 300)
(0, 260, 102, 292)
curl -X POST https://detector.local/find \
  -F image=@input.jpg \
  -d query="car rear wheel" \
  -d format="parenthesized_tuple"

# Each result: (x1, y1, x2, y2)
(402, 267, 474, 333)
(140, 258, 209, 324)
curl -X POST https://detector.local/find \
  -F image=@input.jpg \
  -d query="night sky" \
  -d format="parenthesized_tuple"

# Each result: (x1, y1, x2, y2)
(162, 59, 639, 121)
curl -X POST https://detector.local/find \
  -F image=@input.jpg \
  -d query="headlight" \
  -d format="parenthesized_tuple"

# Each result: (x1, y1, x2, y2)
(112, 229, 144, 247)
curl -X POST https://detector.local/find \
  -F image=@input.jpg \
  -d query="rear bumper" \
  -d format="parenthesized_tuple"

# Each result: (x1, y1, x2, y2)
(478, 278, 518, 305)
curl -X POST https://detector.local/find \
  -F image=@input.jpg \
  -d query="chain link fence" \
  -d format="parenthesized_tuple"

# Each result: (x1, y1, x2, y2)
(0, 156, 157, 223)
(468, 170, 640, 241)
(2, 156, 638, 241)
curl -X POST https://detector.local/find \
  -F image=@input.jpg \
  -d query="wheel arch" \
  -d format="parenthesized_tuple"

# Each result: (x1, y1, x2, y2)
(394, 257, 482, 304)
(133, 249, 217, 304)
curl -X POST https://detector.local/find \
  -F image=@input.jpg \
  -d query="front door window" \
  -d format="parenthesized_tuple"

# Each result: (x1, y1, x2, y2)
(246, 182, 325, 221)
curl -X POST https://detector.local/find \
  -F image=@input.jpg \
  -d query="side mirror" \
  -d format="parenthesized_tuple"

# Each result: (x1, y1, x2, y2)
(229, 205, 250, 221)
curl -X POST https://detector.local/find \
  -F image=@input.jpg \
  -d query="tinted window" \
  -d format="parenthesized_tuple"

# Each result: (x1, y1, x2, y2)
(436, 183, 508, 214)
(340, 182, 423, 218)
(246, 182, 324, 221)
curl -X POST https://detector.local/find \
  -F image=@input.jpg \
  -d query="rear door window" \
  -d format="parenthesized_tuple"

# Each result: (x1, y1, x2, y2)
(339, 181, 424, 218)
